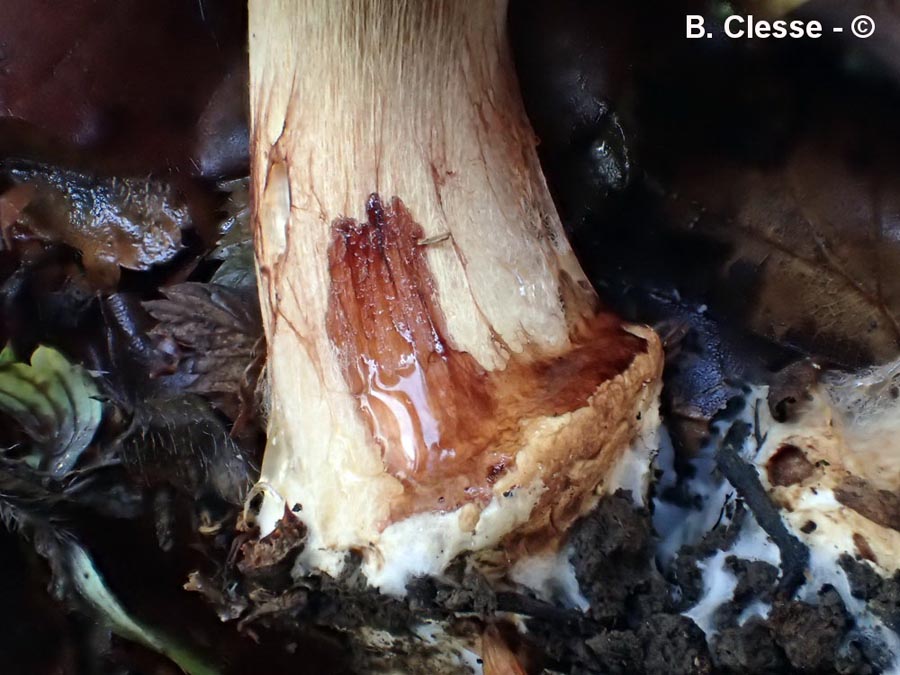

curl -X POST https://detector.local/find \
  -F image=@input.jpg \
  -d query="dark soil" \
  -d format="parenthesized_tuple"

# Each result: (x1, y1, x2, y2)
(239, 491, 895, 674)
(841, 555, 900, 635)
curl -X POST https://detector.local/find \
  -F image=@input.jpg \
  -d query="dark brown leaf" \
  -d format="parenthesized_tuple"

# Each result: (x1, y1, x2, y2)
(834, 475, 900, 532)
(144, 283, 263, 421)
(236, 507, 306, 588)
(669, 139, 900, 367)
(5, 164, 191, 286)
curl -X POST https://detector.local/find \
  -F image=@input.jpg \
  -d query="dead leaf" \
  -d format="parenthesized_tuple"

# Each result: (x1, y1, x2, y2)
(144, 283, 263, 421)
(236, 507, 306, 587)
(481, 625, 527, 675)
(669, 139, 900, 367)
(6, 164, 190, 286)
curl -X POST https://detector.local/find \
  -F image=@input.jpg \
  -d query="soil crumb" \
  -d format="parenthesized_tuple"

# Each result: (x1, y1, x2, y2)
(224, 492, 893, 674)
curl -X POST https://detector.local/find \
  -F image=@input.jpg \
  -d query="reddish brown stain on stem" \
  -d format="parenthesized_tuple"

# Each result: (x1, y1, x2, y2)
(326, 194, 645, 524)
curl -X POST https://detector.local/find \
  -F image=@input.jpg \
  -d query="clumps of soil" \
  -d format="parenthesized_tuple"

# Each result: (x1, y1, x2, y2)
(663, 499, 891, 674)
(231, 534, 501, 673)
(714, 618, 789, 674)
(569, 490, 673, 622)
(525, 491, 712, 674)
(564, 615, 712, 675)
(709, 557, 780, 629)
(730, 557, 780, 604)
(224, 491, 713, 673)
(669, 501, 750, 606)
(768, 588, 850, 671)
(223, 491, 894, 674)
(840, 554, 900, 634)
(640, 614, 713, 675)
(725, 586, 894, 675)
(705, 574, 888, 674)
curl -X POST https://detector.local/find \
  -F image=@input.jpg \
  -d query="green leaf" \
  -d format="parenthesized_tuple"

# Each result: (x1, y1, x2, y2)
(0, 344, 16, 365)
(68, 540, 221, 675)
(0, 345, 103, 477)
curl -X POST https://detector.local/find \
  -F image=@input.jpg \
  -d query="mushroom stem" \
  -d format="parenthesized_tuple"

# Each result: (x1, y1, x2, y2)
(249, 0, 662, 589)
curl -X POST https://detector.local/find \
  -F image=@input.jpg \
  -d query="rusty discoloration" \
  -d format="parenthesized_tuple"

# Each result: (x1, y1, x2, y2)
(853, 532, 879, 564)
(835, 476, 900, 532)
(767, 444, 815, 487)
(326, 194, 647, 524)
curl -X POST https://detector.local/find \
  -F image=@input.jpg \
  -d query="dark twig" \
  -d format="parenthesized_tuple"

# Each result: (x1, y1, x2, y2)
(715, 421, 808, 596)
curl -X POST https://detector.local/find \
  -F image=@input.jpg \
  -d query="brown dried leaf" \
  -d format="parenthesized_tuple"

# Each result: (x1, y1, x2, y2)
(144, 283, 263, 420)
(670, 139, 900, 367)
(6, 164, 190, 286)
(481, 625, 527, 675)
(834, 476, 900, 532)
(236, 507, 306, 586)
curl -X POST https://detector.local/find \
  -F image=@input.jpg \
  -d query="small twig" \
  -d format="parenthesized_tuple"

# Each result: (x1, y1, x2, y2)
(716, 421, 808, 597)
(417, 232, 451, 246)
(495, 591, 594, 629)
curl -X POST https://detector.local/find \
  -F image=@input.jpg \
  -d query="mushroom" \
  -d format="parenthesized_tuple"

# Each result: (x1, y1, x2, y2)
(757, 358, 900, 574)
(248, 0, 663, 593)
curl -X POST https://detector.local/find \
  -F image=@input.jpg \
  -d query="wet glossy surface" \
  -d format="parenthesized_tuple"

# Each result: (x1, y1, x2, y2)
(327, 194, 646, 522)
(5, 163, 190, 285)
